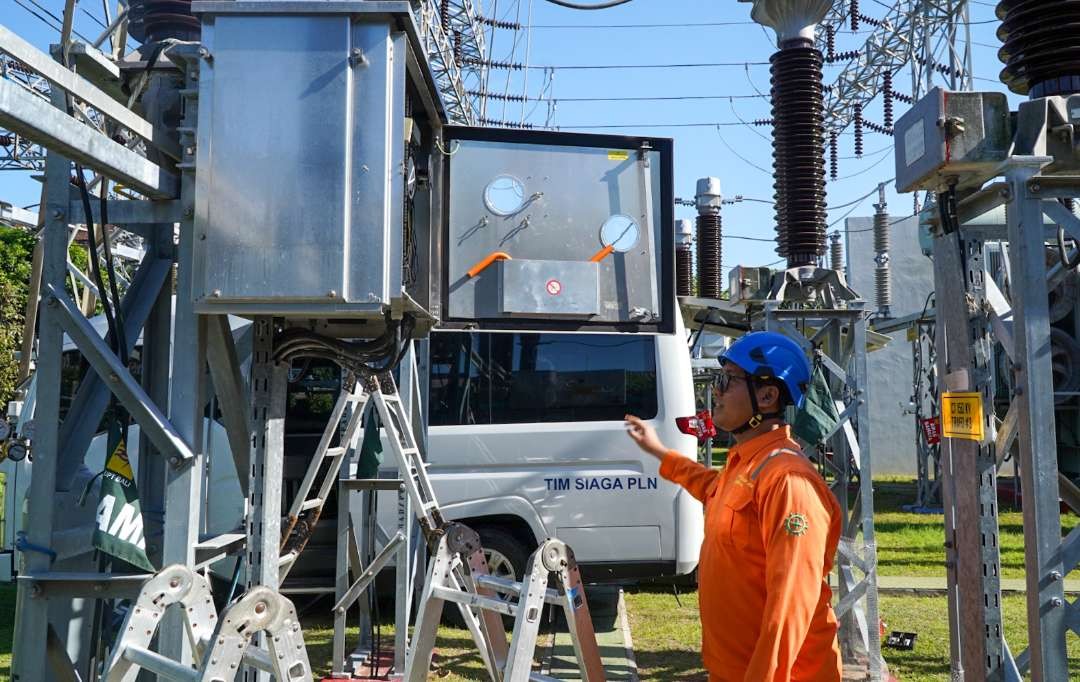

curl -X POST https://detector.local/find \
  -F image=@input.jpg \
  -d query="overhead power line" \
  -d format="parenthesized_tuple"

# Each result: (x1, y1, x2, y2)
(529, 20, 758, 28)
(471, 90, 768, 102)
(469, 58, 771, 70)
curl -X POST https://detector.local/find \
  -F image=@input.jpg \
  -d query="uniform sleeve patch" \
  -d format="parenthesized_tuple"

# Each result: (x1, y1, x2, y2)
(783, 512, 809, 537)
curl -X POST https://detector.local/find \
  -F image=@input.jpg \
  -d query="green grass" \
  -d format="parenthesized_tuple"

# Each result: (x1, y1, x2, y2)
(872, 480, 1080, 578)
(624, 586, 1080, 681)
(0, 584, 12, 680)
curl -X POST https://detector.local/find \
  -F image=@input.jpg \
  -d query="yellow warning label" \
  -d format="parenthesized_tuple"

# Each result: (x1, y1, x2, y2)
(906, 326, 917, 342)
(607, 150, 630, 161)
(941, 392, 984, 441)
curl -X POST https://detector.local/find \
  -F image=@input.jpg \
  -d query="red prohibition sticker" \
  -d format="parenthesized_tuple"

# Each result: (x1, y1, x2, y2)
(546, 279, 562, 296)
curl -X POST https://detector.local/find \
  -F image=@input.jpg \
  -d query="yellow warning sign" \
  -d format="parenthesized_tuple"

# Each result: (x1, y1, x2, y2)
(906, 326, 917, 342)
(607, 150, 630, 161)
(941, 392, 984, 441)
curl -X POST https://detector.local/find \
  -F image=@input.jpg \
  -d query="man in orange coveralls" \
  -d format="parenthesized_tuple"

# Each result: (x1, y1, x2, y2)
(625, 331, 842, 682)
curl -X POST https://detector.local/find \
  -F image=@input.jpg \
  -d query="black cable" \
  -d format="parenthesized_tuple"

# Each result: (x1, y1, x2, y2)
(74, 168, 120, 352)
(98, 178, 128, 365)
(543, 0, 634, 8)
(1058, 226, 1080, 269)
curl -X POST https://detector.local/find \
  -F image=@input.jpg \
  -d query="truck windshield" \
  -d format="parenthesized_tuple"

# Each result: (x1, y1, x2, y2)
(429, 332, 658, 426)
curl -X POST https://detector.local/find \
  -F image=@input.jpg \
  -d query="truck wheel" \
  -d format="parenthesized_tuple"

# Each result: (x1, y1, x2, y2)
(443, 525, 534, 628)
(476, 526, 530, 585)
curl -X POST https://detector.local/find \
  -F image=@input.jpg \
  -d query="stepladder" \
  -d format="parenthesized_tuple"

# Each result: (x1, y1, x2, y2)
(338, 372, 608, 682)
(102, 564, 312, 682)
(404, 523, 608, 682)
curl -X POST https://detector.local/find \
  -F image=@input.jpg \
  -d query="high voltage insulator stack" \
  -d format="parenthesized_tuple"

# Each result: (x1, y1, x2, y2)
(998, 0, 1080, 96)
(695, 177, 723, 299)
(753, 0, 830, 268)
(128, 0, 200, 44)
(830, 231, 844, 273)
(676, 219, 695, 297)
(872, 184, 891, 317)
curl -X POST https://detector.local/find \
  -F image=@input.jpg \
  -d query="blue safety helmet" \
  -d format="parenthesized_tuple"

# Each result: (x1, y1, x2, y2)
(720, 331, 811, 409)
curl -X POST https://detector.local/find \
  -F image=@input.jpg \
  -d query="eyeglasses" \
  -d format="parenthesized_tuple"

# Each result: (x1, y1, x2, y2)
(713, 371, 748, 396)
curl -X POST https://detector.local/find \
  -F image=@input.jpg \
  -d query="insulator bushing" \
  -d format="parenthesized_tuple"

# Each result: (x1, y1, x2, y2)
(875, 266, 892, 310)
(696, 214, 722, 299)
(829, 131, 838, 180)
(854, 102, 864, 157)
(830, 232, 844, 272)
(873, 208, 890, 254)
(441, 0, 451, 32)
(997, 0, 1080, 97)
(873, 201, 891, 315)
(850, 0, 859, 30)
(677, 248, 694, 297)
(127, 0, 200, 44)
(883, 71, 894, 131)
(676, 218, 695, 297)
(826, 24, 836, 61)
(770, 42, 827, 267)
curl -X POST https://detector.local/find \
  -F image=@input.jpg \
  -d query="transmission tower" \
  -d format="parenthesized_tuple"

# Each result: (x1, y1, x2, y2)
(819, 0, 974, 136)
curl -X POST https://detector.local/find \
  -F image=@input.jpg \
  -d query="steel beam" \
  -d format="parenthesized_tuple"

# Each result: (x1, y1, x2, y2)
(0, 200, 38, 227)
(205, 314, 252, 497)
(67, 198, 182, 226)
(137, 222, 175, 566)
(0, 78, 177, 198)
(10, 106, 71, 682)
(1006, 160, 1069, 682)
(933, 226, 1007, 678)
(247, 317, 287, 682)
(160, 51, 204, 664)
(54, 253, 172, 490)
(47, 283, 194, 465)
(0, 25, 179, 159)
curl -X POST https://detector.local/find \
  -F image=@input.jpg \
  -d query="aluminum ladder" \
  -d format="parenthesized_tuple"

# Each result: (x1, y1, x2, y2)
(344, 372, 608, 682)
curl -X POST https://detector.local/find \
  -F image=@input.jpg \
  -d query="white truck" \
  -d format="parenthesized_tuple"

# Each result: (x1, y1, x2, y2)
(1, 314, 704, 588)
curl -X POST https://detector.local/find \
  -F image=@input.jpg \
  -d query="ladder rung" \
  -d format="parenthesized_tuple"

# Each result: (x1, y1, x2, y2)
(278, 552, 297, 567)
(122, 645, 200, 682)
(325, 447, 346, 458)
(475, 574, 561, 604)
(300, 498, 322, 511)
(430, 585, 517, 617)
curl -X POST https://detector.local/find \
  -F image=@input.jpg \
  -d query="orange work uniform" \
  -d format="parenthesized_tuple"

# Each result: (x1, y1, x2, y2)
(659, 426, 842, 682)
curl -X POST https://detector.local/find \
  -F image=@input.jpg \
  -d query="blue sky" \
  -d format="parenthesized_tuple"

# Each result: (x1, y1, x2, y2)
(1, 0, 1023, 276)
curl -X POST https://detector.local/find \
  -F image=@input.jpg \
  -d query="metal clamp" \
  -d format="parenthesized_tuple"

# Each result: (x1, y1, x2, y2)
(14, 531, 56, 562)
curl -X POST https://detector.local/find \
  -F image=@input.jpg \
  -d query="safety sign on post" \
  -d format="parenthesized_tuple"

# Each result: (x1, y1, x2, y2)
(940, 392, 984, 441)
(920, 417, 942, 445)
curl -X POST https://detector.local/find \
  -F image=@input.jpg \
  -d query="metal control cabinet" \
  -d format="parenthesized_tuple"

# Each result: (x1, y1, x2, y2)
(191, 5, 416, 318)
(893, 87, 1011, 193)
(442, 127, 675, 333)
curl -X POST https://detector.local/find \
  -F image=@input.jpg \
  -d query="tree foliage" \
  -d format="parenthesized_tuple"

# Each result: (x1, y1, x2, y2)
(0, 226, 37, 407)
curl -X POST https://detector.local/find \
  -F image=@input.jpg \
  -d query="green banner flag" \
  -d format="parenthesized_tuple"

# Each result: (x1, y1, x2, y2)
(793, 364, 841, 447)
(92, 428, 155, 572)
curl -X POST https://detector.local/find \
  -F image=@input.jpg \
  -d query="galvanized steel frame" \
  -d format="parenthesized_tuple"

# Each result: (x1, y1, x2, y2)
(925, 158, 1080, 681)
(762, 300, 883, 681)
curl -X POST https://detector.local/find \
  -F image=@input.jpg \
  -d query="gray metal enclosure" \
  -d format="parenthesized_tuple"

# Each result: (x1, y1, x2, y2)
(443, 127, 674, 333)
(193, 13, 408, 316)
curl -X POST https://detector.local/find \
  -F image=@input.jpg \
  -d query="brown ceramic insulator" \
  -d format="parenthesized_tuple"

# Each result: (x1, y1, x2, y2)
(770, 43, 827, 267)
(696, 213, 722, 299)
